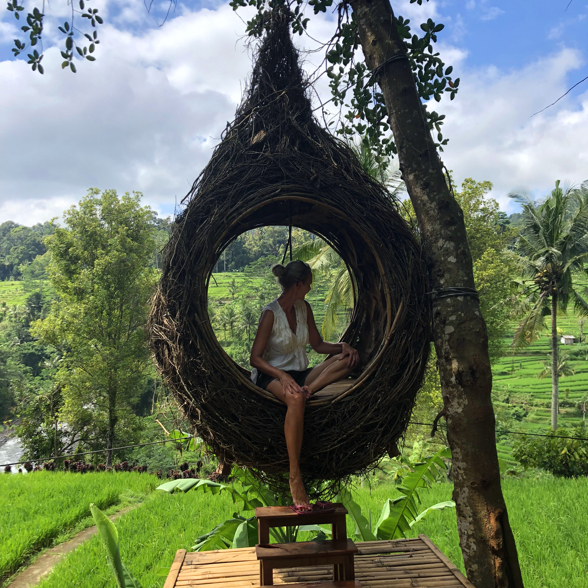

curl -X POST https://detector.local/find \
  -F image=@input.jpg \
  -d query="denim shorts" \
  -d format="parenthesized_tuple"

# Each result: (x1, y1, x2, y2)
(255, 368, 313, 391)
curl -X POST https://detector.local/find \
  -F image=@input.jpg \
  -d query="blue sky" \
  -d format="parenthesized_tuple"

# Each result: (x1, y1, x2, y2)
(1, 0, 588, 224)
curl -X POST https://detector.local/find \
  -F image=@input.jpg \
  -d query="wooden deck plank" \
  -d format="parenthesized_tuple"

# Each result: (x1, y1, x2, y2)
(167, 537, 472, 588)
(164, 550, 186, 588)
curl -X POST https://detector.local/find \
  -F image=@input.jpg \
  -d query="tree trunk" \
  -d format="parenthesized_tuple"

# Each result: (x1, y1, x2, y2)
(551, 293, 559, 430)
(348, 1, 524, 586)
(106, 390, 117, 467)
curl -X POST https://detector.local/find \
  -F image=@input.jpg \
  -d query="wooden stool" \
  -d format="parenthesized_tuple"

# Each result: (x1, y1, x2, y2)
(255, 504, 348, 544)
(256, 538, 357, 586)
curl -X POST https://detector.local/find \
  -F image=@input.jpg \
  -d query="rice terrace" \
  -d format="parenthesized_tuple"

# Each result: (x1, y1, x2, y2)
(1, 1, 588, 588)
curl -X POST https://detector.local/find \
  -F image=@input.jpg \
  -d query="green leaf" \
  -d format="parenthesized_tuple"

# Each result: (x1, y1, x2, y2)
(90, 504, 142, 588)
(232, 519, 256, 548)
(70, 62, 77, 73)
(66, 36, 73, 50)
(86, 55, 95, 61)
(193, 518, 246, 551)
(409, 501, 455, 527)
(335, 488, 377, 541)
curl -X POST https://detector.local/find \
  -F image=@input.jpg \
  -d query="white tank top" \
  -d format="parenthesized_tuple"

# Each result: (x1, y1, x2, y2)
(251, 298, 310, 383)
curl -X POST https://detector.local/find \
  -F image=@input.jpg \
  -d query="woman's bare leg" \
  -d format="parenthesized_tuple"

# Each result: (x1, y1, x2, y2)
(267, 380, 310, 506)
(304, 354, 353, 394)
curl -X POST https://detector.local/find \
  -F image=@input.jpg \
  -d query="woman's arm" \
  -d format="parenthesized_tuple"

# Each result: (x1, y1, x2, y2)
(250, 310, 304, 395)
(305, 301, 359, 368)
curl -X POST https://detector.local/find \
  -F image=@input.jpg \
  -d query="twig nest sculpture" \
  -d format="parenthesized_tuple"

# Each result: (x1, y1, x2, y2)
(149, 10, 432, 489)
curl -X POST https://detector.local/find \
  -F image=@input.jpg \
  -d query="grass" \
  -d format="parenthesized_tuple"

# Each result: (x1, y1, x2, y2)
(26, 476, 588, 588)
(0, 471, 160, 584)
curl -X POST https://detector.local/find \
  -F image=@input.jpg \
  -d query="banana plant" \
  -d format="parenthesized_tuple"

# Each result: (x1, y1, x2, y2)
(157, 466, 304, 549)
(337, 447, 455, 541)
(90, 504, 142, 588)
(158, 449, 454, 550)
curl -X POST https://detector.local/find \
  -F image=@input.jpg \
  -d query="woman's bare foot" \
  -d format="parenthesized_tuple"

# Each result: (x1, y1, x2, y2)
(302, 385, 312, 399)
(289, 472, 310, 506)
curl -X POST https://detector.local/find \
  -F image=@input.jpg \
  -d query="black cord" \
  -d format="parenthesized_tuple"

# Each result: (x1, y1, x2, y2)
(1, 436, 193, 469)
(409, 421, 588, 442)
(427, 287, 479, 301)
(4, 422, 588, 470)
(371, 53, 409, 80)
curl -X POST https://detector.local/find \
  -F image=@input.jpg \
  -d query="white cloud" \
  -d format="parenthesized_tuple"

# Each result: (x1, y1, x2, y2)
(0, 4, 257, 225)
(480, 6, 504, 21)
(2, 0, 588, 227)
(436, 47, 588, 211)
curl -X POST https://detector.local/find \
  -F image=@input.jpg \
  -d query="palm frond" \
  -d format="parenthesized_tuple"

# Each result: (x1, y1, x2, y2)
(513, 293, 549, 348)
(322, 267, 353, 340)
(570, 288, 588, 318)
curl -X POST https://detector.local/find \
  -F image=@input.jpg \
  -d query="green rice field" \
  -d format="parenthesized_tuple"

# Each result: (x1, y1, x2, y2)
(0, 471, 159, 583)
(20, 476, 588, 588)
(0, 281, 29, 307)
(492, 302, 588, 465)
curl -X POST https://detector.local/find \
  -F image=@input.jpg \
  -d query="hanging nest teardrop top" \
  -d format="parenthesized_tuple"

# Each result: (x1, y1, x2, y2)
(148, 10, 432, 489)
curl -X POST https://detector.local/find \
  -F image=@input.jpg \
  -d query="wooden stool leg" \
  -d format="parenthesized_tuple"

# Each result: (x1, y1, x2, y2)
(343, 555, 355, 580)
(258, 520, 270, 544)
(332, 514, 346, 540)
(260, 561, 273, 586)
(333, 563, 342, 581)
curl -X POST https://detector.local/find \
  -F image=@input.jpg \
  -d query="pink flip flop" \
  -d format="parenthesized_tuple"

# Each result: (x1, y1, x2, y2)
(288, 502, 335, 514)
(289, 504, 314, 514)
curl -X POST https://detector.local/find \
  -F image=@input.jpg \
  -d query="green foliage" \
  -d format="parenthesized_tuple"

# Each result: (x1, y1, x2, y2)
(7, 0, 103, 74)
(0, 290, 55, 421)
(512, 181, 588, 349)
(337, 448, 454, 541)
(91, 504, 142, 588)
(0, 471, 158, 582)
(158, 465, 301, 547)
(0, 221, 52, 281)
(31, 189, 158, 463)
(158, 451, 454, 550)
(513, 425, 588, 478)
(404, 178, 520, 363)
(537, 351, 575, 380)
(229, 0, 457, 162)
(511, 181, 588, 429)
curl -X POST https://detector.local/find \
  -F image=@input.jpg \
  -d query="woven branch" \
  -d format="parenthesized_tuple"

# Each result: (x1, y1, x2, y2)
(148, 9, 432, 494)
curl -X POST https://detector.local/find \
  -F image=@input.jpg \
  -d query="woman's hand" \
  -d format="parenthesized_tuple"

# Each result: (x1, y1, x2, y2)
(279, 372, 304, 399)
(341, 342, 360, 369)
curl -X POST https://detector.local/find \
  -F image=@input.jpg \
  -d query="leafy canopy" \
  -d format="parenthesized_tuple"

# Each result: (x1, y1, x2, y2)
(31, 189, 158, 459)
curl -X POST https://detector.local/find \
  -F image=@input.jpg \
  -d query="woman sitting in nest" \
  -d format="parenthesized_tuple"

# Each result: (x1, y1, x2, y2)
(250, 260, 359, 510)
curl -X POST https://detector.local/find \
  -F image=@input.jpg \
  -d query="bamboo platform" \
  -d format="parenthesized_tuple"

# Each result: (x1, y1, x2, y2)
(164, 535, 475, 588)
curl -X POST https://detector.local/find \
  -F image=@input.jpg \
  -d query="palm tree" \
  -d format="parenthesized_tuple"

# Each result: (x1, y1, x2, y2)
(537, 350, 575, 380)
(294, 142, 405, 339)
(511, 180, 588, 429)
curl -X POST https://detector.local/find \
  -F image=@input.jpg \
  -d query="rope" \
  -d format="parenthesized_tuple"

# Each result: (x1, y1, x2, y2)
(427, 287, 479, 301)
(371, 53, 409, 81)
(280, 201, 294, 264)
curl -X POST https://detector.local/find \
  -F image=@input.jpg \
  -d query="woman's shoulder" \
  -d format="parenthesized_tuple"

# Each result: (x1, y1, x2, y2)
(295, 299, 309, 314)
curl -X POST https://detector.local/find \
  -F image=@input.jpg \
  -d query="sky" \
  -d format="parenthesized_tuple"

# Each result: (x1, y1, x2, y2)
(1, 0, 588, 225)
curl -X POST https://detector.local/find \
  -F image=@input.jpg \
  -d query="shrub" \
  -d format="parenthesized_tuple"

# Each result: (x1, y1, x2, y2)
(513, 425, 588, 478)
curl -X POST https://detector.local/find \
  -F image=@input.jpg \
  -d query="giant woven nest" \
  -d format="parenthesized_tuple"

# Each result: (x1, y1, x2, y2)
(149, 10, 432, 490)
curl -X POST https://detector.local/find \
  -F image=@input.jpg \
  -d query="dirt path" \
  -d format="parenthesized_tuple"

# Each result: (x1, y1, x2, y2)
(8, 505, 137, 588)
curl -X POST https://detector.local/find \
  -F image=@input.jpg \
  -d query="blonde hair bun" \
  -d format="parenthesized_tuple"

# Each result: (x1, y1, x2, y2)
(272, 264, 287, 278)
